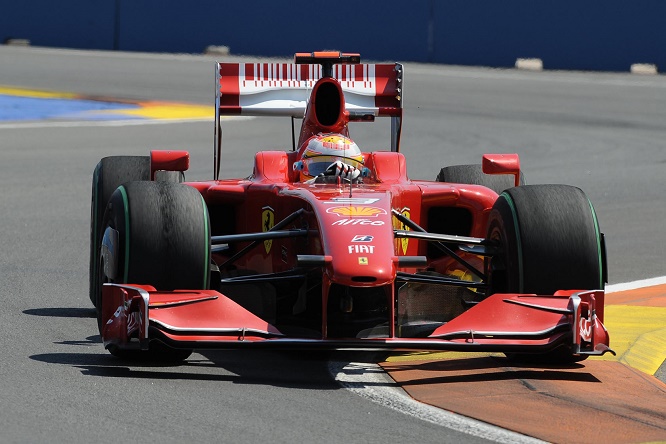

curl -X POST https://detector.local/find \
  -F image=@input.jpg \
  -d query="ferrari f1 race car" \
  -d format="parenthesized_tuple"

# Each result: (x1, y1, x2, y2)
(89, 51, 613, 363)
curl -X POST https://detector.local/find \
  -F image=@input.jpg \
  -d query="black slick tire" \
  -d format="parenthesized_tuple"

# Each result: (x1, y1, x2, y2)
(89, 156, 183, 307)
(89, 156, 150, 307)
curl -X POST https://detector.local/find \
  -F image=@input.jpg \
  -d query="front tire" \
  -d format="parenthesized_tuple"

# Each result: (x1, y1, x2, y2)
(487, 185, 604, 295)
(98, 181, 211, 362)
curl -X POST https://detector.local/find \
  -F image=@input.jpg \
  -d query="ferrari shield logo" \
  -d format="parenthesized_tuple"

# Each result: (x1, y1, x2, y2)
(393, 207, 410, 255)
(262, 206, 274, 254)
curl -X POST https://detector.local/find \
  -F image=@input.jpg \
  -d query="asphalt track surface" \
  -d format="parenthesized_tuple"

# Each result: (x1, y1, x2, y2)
(0, 46, 664, 443)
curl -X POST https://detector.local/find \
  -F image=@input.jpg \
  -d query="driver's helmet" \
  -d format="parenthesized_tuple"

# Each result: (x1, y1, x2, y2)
(297, 133, 363, 182)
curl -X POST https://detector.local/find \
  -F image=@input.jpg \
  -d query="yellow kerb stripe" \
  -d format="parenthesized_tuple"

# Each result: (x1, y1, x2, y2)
(0, 85, 78, 99)
(102, 104, 213, 120)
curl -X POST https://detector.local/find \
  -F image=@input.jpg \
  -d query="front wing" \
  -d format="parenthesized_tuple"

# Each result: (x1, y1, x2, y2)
(101, 283, 612, 356)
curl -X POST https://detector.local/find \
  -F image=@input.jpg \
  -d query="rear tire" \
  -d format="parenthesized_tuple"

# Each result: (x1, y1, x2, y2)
(486, 185, 605, 362)
(89, 157, 183, 306)
(436, 164, 525, 195)
(98, 181, 211, 362)
(89, 156, 150, 307)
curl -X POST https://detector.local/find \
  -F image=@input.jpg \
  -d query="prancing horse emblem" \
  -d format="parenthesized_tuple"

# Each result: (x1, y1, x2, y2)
(393, 207, 410, 255)
(262, 206, 275, 254)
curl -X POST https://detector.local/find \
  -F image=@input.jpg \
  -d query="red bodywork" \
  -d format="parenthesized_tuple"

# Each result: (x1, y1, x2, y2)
(100, 52, 611, 358)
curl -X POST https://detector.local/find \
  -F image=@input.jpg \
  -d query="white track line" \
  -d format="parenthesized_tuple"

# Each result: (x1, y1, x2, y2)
(407, 65, 666, 89)
(606, 276, 666, 293)
(0, 116, 252, 129)
(0, 119, 208, 129)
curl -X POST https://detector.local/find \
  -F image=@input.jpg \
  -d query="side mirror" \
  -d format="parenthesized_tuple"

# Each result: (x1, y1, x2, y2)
(482, 153, 521, 187)
(150, 150, 190, 180)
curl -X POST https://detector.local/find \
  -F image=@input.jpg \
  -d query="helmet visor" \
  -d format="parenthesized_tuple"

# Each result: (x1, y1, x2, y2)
(304, 155, 363, 177)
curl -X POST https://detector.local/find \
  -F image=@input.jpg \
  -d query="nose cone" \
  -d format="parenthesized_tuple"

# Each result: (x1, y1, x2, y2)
(319, 200, 396, 286)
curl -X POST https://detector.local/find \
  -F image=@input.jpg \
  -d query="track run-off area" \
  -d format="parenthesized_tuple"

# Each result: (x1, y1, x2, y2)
(0, 46, 664, 444)
(379, 278, 666, 444)
(0, 85, 213, 125)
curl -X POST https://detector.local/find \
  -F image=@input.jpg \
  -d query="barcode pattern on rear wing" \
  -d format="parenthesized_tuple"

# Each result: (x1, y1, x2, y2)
(217, 63, 402, 117)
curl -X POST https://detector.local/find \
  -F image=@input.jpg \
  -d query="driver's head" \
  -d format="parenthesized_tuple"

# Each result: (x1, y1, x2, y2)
(296, 133, 363, 182)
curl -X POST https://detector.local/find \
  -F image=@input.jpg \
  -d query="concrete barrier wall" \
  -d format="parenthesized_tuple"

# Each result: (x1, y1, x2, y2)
(2, 0, 663, 71)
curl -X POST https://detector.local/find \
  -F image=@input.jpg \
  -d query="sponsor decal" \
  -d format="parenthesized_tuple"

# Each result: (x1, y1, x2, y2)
(332, 219, 385, 226)
(327, 206, 387, 217)
(358, 257, 369, 265)
(323, 198, 380, 204)
(262, 206, 275, 254)
(348, 245, 375, 254)
(579, 317, 593, 342)
(393, 207, 411, 254)
(352, 235, 373, 242)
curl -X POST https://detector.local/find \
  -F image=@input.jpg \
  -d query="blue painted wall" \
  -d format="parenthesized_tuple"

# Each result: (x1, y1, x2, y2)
(1, 0, 117, 50)
(1, 0, 663, 71)
(432, 2, 666, 71)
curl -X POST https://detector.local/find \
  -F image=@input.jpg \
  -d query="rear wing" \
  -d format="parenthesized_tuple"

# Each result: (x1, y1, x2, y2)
(216, 62, 403, 117)
(213, 59, 403, 179)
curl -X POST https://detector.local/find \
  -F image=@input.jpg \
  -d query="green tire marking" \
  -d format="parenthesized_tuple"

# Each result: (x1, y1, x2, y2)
(587, 198, 604, 289)
(118, 185, 130, 283)
(91, 165, 100, 269)
(500, 191, 523, 293)
(200, 194, 211, 289)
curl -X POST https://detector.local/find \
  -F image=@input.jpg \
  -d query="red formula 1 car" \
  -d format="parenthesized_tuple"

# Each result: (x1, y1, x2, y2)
(89, 51, 613, 362)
